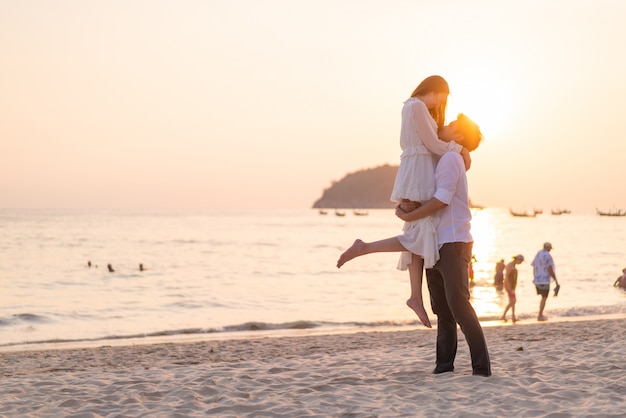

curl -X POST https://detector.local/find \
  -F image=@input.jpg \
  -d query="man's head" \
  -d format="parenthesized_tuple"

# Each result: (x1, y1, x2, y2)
(448, 113, 483, 151)
(543, 242, 553, 251)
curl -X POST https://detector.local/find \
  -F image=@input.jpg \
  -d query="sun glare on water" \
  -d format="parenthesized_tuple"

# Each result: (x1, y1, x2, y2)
(468, 209, 497, 283)
(466, 210, 501, 317)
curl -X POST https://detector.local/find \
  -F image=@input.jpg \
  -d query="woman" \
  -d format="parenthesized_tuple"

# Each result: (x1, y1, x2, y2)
(501, 255, 524, 323)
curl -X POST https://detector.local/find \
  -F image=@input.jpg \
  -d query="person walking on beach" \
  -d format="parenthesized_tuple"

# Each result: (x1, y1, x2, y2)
(500, 255, 524, 323)
(531, 242, 559, 321)
(336, 76, 470, 329)
(395, 116, 491, 377)
(494, 259, 505, 290)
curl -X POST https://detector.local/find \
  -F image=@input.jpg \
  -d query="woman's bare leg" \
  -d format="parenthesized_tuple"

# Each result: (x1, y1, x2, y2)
(337, 237, 405, 268)
(407, 254, 431, 328)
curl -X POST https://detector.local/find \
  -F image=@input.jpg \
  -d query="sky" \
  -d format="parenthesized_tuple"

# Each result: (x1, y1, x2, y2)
(2, 0, 626, 212)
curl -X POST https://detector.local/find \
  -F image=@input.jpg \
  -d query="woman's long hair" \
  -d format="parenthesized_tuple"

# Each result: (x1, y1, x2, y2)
(410, 75, 449, 130)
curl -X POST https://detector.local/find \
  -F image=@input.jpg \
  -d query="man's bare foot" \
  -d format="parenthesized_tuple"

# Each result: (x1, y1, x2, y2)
(500, 316, 507, 323)
(537, 315, 548, 321)
(407, 298, 432, 328)
(512, 317, 517, 323)
(337, 239, 365, 268)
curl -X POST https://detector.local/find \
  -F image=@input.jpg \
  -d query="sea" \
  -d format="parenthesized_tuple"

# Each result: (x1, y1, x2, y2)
(1, 208, 625, 351)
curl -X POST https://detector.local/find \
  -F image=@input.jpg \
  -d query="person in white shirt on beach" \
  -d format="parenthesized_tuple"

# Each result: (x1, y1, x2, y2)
(337, 75, 470, 329)
(531, 242, 559, 321)
(394, 114, 491, 376)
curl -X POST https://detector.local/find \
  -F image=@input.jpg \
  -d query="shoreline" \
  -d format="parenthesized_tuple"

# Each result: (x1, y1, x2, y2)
(2, 311, 624, 354)
(1, 316, 625, 416)
(2, 314, 624, 369)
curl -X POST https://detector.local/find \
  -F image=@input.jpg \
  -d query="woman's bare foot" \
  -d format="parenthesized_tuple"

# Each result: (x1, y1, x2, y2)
(512, 317, 517, 323)
(407, 298, 432, 328)
(537, 315, 548, 321)
(337, 239, 365, 268)
(500, 316, 507, 322)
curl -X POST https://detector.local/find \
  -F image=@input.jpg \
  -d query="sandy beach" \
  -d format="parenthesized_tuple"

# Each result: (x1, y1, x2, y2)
(1, 317, 625, 417)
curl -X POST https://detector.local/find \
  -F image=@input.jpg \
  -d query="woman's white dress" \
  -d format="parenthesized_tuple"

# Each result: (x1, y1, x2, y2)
(390, 98, 461, 270)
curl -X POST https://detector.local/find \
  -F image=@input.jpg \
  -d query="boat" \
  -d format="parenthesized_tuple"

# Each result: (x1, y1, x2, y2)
(509, 208, 536, 217)
(533, 208, 543, 215)
(335, 210, 346, 217)
(551, 208, 571, 215)
(353, 209, 369, 216)
(318, 209, 328, 215)
(596, 208, 626, 217)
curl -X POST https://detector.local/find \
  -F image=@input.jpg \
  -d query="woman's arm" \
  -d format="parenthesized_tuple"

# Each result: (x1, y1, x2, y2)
(503, 267, 513, 292)
(412, 101, 462, 156)
(414, 104, 471, 169)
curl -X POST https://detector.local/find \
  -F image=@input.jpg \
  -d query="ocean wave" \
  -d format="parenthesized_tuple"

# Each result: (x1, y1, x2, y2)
(2, 304, 625, 350)
(0, 313, 51, 326)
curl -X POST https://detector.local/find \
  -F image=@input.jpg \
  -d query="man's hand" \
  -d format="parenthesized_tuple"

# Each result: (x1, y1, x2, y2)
(396, 197, 448, 222)
(399, 199, 421, 212)
(396, 200, 422, 221)
(396, 205, 410, 221)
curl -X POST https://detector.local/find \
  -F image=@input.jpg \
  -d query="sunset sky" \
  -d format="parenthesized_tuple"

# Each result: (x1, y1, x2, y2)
(2, 0, 626, 212)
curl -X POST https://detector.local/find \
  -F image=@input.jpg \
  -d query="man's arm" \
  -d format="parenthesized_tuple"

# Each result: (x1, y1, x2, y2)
(395, 197, 447, 222)
(502, 267, 509, 291)
(548, 265, 558, 285)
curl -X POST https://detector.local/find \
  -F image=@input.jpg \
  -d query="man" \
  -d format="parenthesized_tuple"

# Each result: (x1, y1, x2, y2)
(531, 242, 559, 321)
(396, 114, 491, 377)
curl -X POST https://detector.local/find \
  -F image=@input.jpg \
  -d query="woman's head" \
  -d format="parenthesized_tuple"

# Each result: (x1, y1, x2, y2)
(410, 75, 450, 129)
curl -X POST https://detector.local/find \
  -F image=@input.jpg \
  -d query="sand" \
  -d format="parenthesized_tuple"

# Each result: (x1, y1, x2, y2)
(1, 317, 625, 417)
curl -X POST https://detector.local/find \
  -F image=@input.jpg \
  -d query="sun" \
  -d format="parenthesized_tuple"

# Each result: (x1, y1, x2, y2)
(445, 68, 518, 141)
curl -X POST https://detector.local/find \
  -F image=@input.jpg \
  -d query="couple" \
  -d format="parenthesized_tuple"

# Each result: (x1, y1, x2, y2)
(337, 75, 491, 377)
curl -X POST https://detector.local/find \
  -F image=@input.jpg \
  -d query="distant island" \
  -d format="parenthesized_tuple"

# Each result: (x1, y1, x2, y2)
(312, 164, 398, 209)
(312, 164, 484, 209)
